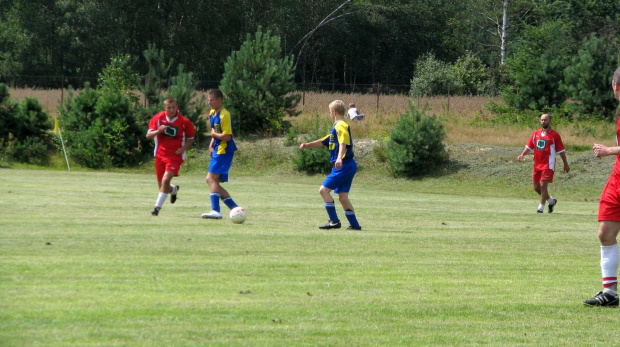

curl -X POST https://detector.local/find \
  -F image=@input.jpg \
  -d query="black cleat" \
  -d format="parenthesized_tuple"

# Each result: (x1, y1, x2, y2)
(537, 209, 544, 214)
(151, 207, 160, 216)
(548, 198, 557, 213)
(584, 291, 619, 307)
(170, 185, 179, 204)
(347, 225, 362, 230)
(319, 220, 341, 229)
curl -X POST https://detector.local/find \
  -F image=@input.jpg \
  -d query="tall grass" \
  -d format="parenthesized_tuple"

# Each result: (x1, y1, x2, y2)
(9, 88, 618, 148)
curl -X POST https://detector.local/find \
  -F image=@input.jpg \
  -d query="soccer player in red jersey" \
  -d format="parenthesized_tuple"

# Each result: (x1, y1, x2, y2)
(517, 113, 570, 213)
(584, 67, 620, 307)
(146, 97, 195, 216)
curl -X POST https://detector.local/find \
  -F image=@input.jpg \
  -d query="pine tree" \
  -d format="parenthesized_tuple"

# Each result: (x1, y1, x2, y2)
(220, 26, 300, 136)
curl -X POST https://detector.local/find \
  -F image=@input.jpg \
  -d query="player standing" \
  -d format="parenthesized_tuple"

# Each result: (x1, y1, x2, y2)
(517, 114, 570, 213)
(201, 89, 241, 219)
(146, 97, 195, 216)
(299, 100, 362, 230)
(584, 67, 620, 307)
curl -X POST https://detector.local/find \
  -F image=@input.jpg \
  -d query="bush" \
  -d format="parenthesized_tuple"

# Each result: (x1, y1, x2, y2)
(294, 115, 332, 174)
(0, 84, 52, 164)
(410, 53, 455, 97)
(386, 104, 449, 177)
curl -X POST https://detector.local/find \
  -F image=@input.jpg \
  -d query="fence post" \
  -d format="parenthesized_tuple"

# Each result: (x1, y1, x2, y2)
(376, 83, 380, 111)
(60, 75, 64, 106)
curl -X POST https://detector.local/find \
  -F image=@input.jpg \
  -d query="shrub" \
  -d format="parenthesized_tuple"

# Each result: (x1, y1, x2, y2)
(0, 84, 52, 164)
(410, 53, 455, 97)
(294, 115, 332, 174)
(386, 104, 449, 177)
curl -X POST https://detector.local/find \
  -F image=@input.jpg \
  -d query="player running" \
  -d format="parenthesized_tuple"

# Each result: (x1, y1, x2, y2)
(146, 97, 195, 216)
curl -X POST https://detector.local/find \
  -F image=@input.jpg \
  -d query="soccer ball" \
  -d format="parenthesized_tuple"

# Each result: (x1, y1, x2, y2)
(229, 206, 247, 224)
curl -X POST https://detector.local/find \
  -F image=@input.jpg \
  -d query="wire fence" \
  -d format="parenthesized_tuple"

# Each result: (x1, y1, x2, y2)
(4, 76, 500, 118)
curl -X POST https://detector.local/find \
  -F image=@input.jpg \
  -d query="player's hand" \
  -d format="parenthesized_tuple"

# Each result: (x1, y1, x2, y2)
(158, 124, 167, 133)
(299, 143, 306, 151)
(335, 159, 342, 169)
(564, 163, 570, 173)
(593, 144, 608, 158)
(209, 147, 213, 157)
(517, 154, 524, 162)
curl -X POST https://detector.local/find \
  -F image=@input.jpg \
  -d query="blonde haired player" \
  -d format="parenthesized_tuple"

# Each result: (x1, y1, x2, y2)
(299, 100, 361, 230)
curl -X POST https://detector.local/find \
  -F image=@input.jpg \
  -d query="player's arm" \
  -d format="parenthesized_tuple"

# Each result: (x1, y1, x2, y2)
(211, 128, 232, 142)
(517, 146, 532, 161)
(593, 144, 620, 158)
(146, 125, 166, 140)
(175, 138, 194, 155)
(299, 139, 324, 150)
(334, 141, 347, 169)
(559, 151, 570, 173)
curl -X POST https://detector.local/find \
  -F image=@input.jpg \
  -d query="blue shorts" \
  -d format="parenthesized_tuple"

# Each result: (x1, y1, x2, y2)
(209, 152, 234, 183)
(322, 160, 357, 194)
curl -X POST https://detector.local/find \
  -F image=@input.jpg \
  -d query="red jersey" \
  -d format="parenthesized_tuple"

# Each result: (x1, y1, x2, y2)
(525, 128, 565, 171)
(148, 111, 195, 159)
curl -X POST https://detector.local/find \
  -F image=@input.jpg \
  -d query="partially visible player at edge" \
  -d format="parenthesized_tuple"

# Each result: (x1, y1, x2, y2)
(517, 113, 570, 213)
(146, 97, 195, 216)
(299, 100, 362, 230)
(201, 89, 241, 219)
(584, 67, 620, 307)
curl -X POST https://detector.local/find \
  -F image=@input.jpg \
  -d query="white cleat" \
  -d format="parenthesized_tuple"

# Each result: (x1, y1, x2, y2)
(201, 210, 223, 219)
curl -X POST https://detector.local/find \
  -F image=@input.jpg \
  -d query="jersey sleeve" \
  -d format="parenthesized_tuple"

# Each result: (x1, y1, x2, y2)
(335, 121, 351, 146)
(148, 114, 160, 132)
(320, 134, 330, 147)
(525, 132, 535, 150)
(220, 109, 233, 135)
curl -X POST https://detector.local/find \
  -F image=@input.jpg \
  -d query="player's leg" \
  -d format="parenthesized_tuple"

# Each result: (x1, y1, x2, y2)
(202, 172, 223, 219)
(541, 170, 557, 213)
(584, 221, 620, 306)
(318, 185, 340, 229)
(532, 170, 544, 213)
(338, 192, 361, 230)
(151, 157, 167, 216)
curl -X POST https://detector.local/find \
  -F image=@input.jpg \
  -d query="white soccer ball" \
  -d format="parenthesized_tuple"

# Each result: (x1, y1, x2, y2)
(229, 206, 247, 224)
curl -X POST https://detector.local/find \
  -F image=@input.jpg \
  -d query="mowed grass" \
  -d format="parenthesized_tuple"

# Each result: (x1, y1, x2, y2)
(0, 168, 616, 346)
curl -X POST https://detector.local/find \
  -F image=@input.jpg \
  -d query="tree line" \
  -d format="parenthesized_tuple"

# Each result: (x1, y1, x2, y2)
(1, 1, 617, 91)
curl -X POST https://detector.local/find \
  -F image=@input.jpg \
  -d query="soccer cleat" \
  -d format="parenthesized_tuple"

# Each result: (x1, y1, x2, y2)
(319, 220, 341, 229)
(151, 207, 160, 216)
(201, 210, 223, 219)
(583, 291, 619, 307)
(170, 185, 179, 204)
(537, 209, 544, 214)
(347, 225, 362, 230)
(548, 198, 557, 213)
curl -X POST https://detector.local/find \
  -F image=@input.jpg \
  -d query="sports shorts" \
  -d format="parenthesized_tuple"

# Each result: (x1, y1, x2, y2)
(532, 169, 554, 183)
(322, 159, 357, 194)
(209, 152, 234, 183)
(599, 173, 620, 222)
(155, 155, 184, 181)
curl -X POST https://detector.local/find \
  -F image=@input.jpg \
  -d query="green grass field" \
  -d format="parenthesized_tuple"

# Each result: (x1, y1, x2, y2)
(0, 163, 617, 346)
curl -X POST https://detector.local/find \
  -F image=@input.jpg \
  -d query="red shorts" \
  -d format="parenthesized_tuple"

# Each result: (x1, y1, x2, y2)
(155, 156, 184, 181)
(599, 173, 620, 221)
(532, 169, 554, 183)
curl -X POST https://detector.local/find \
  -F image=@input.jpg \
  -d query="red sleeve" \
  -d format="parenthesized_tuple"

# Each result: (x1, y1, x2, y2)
(148, 112, 162, 131)
(525, 132, 535, 149)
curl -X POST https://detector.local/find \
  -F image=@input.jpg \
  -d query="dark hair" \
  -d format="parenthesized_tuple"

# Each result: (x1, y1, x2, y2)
(208, 89, 224, 99)
(164, 97, 177, 104)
